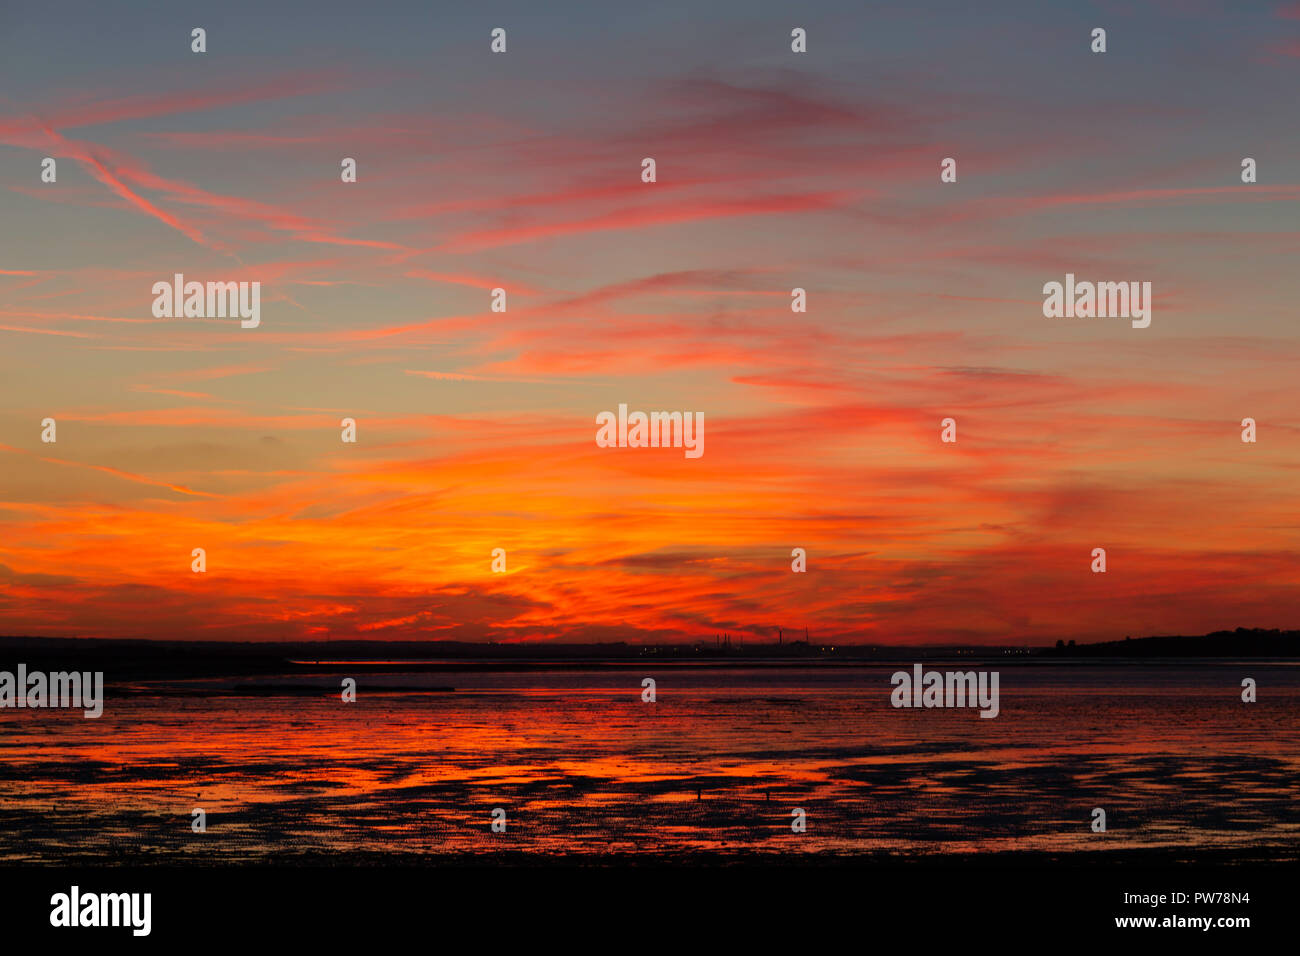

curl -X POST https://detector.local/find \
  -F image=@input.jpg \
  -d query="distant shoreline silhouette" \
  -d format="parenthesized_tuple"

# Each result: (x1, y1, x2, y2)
(0, 627, 1295, 682)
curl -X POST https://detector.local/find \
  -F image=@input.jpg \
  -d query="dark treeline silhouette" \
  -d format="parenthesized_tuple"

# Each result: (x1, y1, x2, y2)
(0, 627, 1295, 681)
(1041, 627, 1299, 658)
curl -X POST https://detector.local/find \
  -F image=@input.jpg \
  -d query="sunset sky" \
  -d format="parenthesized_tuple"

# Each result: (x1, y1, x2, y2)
(1, 0, 1298, 644)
